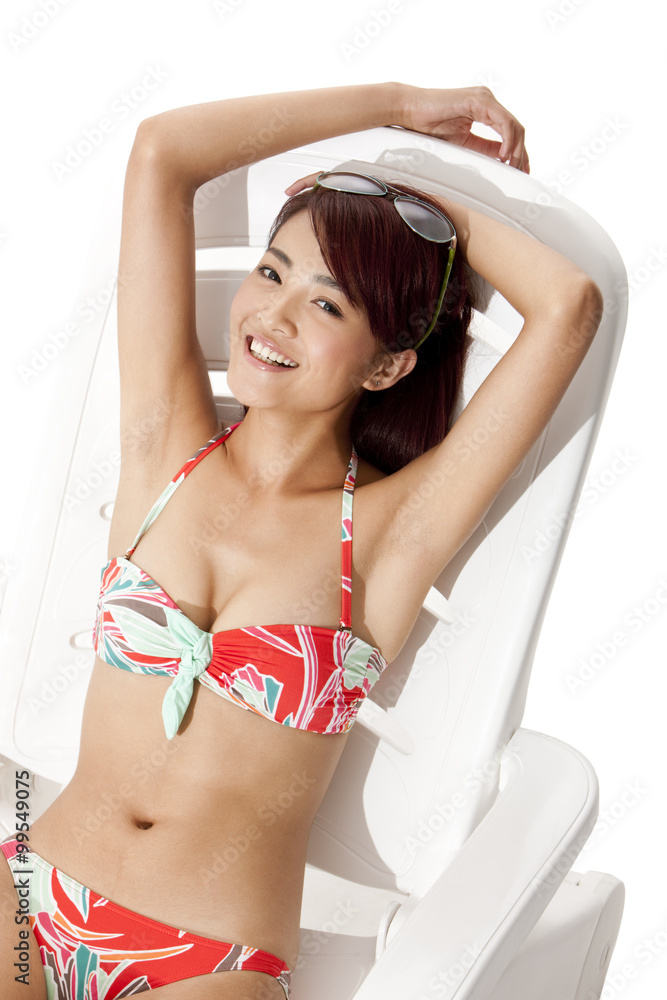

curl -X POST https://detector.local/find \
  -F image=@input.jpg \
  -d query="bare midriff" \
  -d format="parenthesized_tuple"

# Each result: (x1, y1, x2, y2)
(27, 655, 350, 970)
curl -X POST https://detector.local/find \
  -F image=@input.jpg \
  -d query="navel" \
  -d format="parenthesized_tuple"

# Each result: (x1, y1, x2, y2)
(133, 818, 154, 830)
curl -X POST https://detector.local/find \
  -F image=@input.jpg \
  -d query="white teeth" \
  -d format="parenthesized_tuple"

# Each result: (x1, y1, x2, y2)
(249, 337, 297, 367)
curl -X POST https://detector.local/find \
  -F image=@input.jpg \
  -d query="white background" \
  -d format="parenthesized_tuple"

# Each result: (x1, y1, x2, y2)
(1, 0, 665, 996)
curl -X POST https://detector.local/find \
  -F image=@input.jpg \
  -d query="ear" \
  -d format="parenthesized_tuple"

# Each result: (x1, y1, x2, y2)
(361, 350, 418, 391)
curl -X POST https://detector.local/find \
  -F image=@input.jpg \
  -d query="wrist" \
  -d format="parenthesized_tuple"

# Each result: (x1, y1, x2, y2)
(390, 82, 421, 131)
(377, 81, 411, 129)
(383, 82, 416, 130)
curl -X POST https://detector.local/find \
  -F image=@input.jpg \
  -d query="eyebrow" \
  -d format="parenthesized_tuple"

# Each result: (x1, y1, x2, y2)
(266, 245, 343, 293)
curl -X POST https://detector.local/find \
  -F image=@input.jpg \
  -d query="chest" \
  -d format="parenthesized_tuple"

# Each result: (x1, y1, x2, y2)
(108, 467, 370, 639)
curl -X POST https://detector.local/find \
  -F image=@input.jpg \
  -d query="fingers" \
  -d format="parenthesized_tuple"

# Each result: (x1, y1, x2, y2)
(461, 134, 504, 160)
(284, 170, 321, 195)
(478, 89, 529, 172)
(499, 125, 529, 172)
(453, 128, 530, 174)
(500, 131, 530, 172)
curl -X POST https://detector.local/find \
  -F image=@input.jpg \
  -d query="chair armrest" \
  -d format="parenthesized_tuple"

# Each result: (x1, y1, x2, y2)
(352, 728, 599, 1000)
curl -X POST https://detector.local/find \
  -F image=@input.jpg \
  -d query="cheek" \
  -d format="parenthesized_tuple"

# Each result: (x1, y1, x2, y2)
(315, 345, 377, 395)
(229, 282, 253, 328)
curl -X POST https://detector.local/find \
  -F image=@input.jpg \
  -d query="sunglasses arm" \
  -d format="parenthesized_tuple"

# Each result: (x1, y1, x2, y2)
(413, 243, 457, 349)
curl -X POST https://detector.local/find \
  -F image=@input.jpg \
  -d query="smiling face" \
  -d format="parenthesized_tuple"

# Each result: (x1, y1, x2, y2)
(227, 210, 411, 419)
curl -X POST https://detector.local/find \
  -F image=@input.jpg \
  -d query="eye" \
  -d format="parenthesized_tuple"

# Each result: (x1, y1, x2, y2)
(254, 264, 343, 318)
(315, 298, 343, 318)
(254, 264, 280, 282)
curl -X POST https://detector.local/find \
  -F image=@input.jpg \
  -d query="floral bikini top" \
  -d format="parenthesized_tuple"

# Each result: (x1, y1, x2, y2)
(92, 422, 389, 740)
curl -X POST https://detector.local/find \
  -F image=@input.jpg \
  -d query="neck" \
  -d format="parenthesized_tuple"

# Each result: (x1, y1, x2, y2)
(224, 408, 354, 497)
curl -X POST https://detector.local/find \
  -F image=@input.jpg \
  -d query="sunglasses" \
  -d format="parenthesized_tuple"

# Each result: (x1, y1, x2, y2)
(314, 170, 457, 349)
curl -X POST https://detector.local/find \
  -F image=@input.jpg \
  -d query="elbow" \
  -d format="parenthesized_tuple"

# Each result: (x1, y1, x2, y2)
(128, 117, 196, 193)
(126, 118, 183, 182)
(547, 275, 605, 341)
(130, 117, 164, 157)
(129, 114, 181, 165)
(575, 276, 605, 340)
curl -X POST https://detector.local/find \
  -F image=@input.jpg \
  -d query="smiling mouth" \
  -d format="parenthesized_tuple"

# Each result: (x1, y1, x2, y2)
(246, 336, 298, 367)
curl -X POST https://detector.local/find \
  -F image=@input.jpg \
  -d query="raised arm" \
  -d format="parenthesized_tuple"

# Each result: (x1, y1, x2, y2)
(139, 82, 404, 193)
(368, 194, 604, 618)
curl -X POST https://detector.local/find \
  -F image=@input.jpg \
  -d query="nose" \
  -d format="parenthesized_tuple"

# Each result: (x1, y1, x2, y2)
(255, 293, 298, 339)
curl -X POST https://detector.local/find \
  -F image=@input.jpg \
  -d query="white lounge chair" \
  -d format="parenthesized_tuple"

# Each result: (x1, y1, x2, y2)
(0, 124, 627, 999)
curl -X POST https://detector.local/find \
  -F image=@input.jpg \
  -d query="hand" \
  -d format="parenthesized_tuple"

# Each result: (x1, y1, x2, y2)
(284, 84, 529, 197)
(398, 84, 529, 173)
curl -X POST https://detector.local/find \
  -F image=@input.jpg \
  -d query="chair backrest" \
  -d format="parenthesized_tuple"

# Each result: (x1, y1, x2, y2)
(0, 130, 627, 901)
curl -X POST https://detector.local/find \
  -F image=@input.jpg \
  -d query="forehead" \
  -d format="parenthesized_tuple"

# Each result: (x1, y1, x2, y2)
(268, 212, 346, 297)
(269, 211, 325, 262)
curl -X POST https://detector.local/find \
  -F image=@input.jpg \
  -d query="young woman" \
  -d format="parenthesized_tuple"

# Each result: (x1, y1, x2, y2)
(1, 82, 603, 1000)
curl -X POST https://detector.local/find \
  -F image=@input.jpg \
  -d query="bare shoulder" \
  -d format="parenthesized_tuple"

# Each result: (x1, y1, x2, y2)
(353, 455, 410, 564)
(108, 416, 224, 560)
(353, 455, 440, 662)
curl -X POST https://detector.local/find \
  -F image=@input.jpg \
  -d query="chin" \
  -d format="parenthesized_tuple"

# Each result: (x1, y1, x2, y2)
(226, 365, 268, 411)
(226, 367, 249, 408)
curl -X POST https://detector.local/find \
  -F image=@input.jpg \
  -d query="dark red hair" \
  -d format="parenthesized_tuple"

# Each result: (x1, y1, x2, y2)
(241, 178, 476, 474)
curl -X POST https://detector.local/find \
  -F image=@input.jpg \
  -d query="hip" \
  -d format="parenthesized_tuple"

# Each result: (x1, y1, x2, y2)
(25, 775, 309, 967)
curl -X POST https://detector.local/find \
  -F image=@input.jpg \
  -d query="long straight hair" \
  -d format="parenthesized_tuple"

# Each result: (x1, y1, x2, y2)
(241, 180, 476, 474)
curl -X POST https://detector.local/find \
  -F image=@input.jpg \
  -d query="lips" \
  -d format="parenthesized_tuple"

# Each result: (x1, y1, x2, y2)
(245, 334, 299, 368)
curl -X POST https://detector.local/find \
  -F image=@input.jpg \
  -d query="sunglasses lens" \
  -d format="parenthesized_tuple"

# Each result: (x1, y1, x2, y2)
(394, 197, 455, 243)
(318, 171, 386, 195)
(316, 172, 455, 246)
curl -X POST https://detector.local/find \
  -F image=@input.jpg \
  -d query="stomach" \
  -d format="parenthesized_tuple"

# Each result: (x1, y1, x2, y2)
(26, 657, 349, 967)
